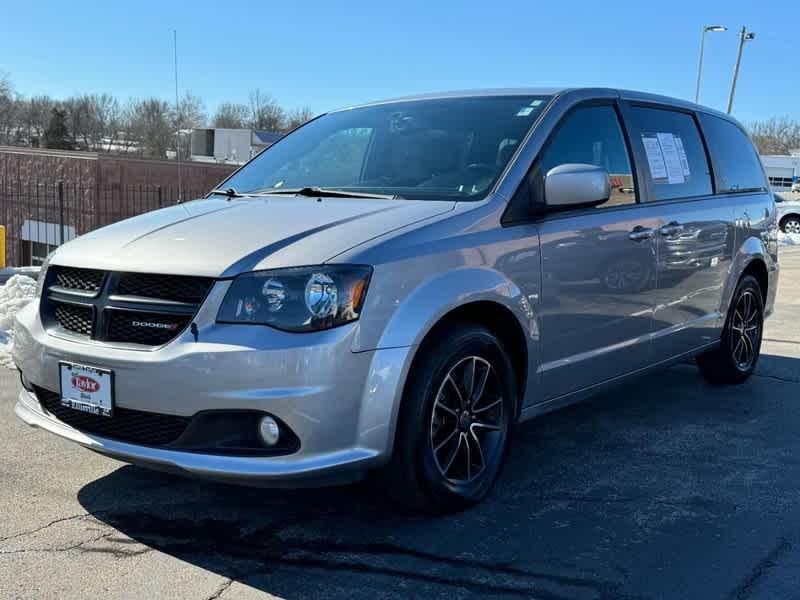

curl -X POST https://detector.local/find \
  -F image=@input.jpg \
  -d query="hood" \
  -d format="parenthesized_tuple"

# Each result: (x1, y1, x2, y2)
(52, 196, 455, 277)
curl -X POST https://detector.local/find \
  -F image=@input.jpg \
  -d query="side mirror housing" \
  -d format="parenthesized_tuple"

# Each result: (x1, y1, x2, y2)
(544, 163, 610, 209)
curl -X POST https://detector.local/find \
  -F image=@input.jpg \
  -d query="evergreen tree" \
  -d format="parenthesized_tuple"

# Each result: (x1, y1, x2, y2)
(43, 108, 73, 150)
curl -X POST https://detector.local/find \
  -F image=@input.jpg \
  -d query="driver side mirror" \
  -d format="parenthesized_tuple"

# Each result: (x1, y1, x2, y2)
(544, 163, 610, 209)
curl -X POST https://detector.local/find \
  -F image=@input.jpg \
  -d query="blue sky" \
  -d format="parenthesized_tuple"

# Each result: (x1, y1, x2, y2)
(1, 0, 797, 124)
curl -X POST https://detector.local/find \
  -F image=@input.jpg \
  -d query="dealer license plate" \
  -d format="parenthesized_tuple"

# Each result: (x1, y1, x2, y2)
(59, 362, 114, 417)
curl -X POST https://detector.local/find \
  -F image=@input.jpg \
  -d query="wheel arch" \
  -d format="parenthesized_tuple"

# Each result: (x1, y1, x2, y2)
(406, 300, 529, 420)
(741, 258, 768, 305)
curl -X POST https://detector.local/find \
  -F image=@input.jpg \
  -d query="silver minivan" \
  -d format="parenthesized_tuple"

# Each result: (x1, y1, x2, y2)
(13, 88, 779, 512)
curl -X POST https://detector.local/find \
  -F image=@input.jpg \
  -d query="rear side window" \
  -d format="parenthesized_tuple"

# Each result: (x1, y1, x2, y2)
(698, 114, 767, 194)
(629, 107, 712, 201)
(540, 105, 636, 208)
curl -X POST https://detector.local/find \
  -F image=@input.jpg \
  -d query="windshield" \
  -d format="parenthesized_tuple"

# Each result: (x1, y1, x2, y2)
(221, 95, 552, 201)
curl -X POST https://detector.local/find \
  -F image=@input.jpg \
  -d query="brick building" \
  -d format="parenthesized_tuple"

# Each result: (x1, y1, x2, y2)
(0, 147, 236, 266)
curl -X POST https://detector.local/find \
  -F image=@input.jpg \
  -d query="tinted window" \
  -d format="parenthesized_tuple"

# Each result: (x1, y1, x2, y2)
(222, 95, 551, 201)
(629, 107, 712, 201)
(699, 114, 767, 193)
(540, 105, 636, 207)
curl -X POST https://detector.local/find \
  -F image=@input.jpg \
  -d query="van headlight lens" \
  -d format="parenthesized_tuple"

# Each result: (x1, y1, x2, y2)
(217, 265, 372, 332)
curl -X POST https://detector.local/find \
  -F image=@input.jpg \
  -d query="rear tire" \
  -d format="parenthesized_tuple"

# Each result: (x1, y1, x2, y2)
(696, 275, 763, 385)
(381, 322, 516, 514)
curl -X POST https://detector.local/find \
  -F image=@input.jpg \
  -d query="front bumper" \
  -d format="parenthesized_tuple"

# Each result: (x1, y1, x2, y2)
(12, 290, 414, 487)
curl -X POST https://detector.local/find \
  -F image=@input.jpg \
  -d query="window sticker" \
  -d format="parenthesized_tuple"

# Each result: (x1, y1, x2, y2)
(656, 132, 685, 185)
(530, 99, 544, 107)
(516, 106, 535, 117)
(642, 134, 668, 180)
(673, 136, 691, 176)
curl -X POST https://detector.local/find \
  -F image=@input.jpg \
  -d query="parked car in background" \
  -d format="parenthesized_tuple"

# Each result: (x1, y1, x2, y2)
(776, 194, 800, 234)
(13, 88, 778, 512)
(792, 180, 800, 193)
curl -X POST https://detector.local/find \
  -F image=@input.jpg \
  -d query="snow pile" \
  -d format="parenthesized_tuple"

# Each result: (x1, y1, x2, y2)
(779, 232, 800, 247)
(0, 275, 37, 369)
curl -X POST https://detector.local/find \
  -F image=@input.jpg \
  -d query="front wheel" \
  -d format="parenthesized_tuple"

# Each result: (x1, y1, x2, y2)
(697, 275, 764, 384)
(381, 323, 516, 513)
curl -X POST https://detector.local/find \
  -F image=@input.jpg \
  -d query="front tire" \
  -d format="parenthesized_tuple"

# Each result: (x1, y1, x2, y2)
(382, 323, 516, 513)
(697, 275, 764, 384)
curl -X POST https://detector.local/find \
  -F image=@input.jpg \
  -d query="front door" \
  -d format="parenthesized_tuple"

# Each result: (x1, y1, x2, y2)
(535, 103, 658, 401)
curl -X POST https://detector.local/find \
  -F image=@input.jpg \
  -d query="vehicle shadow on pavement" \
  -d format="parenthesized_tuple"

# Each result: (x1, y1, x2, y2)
(76, 355, 800, 599)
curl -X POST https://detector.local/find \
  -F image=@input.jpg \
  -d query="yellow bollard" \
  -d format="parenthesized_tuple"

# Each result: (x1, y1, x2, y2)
(0, 225, 5, 269)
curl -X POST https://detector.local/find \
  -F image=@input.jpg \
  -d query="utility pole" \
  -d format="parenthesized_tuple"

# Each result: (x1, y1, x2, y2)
(173, 29, 183, 202)
(727, 26, 755, 114)
(695, 25, 726, 104)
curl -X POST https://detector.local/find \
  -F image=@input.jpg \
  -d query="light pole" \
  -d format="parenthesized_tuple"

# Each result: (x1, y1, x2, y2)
(727, 26, 755, 114)
(695, 25, 726, 104)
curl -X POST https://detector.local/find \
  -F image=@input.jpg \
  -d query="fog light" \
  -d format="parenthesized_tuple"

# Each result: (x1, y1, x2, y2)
(258, 416, 281, 446)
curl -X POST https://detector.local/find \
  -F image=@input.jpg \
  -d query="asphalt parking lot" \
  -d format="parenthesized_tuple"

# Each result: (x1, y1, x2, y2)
(2, 252, 800, 600)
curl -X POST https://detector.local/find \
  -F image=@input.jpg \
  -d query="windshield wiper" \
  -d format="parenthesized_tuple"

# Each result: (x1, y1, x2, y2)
(258, 187, 400, 200)
(208, 187, 247, 199)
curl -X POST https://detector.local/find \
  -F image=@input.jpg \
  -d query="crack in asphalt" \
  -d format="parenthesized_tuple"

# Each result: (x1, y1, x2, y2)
(84, 512, 635, 600)
(728, 536, 793, 600)
(0, 531, 113, 556)
(0, 513, 94, 543)
(752, 372, 800, 384)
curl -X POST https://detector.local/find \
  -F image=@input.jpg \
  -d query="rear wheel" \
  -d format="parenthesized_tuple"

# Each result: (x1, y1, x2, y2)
(697, 275, 763, 384)
(382, 323, 516, 513)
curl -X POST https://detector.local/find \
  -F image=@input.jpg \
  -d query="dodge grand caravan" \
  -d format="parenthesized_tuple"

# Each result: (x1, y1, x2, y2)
(13, 88, 778, 512)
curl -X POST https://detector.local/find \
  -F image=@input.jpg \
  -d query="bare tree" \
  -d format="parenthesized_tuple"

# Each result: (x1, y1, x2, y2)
(21, 95, 55, 146)
(127, 98, 173, 158)
(284, 106, 315, 132)
(213, 102, 250, 129)
(0, 74, 20, 145)
(748, 117, 800, 155)
(249, 89, 285, 132)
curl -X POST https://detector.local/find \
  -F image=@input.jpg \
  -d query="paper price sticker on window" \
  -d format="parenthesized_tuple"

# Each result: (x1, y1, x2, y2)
(656, 132, 685, 184)
(642, 135, 668, 180)
(642, 133, 687, 184)
(674, 136, 691, 176)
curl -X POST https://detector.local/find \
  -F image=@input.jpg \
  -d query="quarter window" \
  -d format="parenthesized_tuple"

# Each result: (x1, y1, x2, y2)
(698, 114, 767, 194)
(629, 107, 712, 201)
(540, 105, 636, 208)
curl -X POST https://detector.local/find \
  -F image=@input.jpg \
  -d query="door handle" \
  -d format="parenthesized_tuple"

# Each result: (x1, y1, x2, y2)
(659, 222, 685, 237)
(628, 226, 655, 242)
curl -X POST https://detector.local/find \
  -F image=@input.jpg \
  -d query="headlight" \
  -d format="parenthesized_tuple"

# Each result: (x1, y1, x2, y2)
(217, 265, 372, 332)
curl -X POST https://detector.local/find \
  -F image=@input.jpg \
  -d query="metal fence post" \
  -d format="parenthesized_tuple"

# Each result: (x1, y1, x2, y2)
(57, 180, 65, 248)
